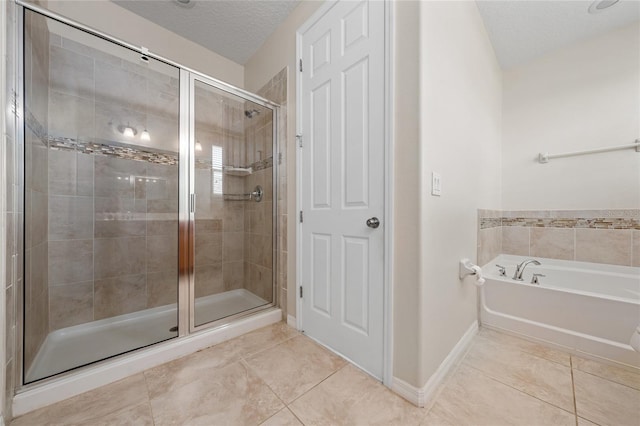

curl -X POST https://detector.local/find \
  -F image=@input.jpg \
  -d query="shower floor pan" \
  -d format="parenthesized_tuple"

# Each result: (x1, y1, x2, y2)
(26, 289, 269, 383)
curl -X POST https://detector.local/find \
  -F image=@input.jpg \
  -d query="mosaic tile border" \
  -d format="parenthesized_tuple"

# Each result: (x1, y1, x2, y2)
(27, 108, 274, 171)
(480, 212, 639, 230)
(49, 136, 179, 165)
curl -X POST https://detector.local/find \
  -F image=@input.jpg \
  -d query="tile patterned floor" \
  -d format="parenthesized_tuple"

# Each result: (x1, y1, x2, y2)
(11, 323, 640, 426)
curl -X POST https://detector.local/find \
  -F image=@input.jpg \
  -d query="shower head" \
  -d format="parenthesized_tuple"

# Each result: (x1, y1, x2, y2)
(245, 109, 260, 119)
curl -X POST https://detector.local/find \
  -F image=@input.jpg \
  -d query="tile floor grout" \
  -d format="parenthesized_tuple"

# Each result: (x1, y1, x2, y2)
(462, 361, 577, 416)
(569, 356, 579, 426)
(10, 323, 639, 426)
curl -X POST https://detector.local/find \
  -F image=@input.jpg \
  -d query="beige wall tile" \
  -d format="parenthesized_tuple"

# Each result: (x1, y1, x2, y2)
(94, 274, 146, 320)
(194, 263, 224, 298)
(633, 230, 640, 267)
(48, 239, 93, 285)
(49, 282, 93, 330)
(575, 228, 632, 266)
(478, 227, 502, 266)
(94, 237, 146, 279)
(530, 227, 575, 260)
(223, 261, 244, 291)
(223, 232, 244, 262)
(502, 226, 530, 256)
(147, 271, 178, 308)
(146, 235, 178, 273)
(48, 195, 94, 240)
(195, 232, 223, 266)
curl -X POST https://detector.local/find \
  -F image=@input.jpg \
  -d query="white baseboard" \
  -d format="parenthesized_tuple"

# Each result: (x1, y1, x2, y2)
(287, 314, 297, 329)
(390, 320, 478, 407)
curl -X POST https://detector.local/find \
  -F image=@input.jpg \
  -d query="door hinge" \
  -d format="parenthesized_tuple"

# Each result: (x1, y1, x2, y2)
(299, 286, 303, 298)
(296, 134, 303, 148)
(299, 210, 303, 223)
(299, 58, 303, 72)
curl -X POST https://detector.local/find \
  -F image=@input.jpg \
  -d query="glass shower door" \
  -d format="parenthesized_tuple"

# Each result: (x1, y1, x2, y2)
(22, 9, 181, 383)
(191, 77, 275, 328)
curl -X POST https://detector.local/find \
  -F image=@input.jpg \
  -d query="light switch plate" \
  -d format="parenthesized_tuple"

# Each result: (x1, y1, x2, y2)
(432, 172, 442, 196)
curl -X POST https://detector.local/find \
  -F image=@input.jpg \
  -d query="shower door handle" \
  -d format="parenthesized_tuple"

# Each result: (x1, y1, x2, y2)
(366, 217, 380, 229)
(190, 194, 195, 213)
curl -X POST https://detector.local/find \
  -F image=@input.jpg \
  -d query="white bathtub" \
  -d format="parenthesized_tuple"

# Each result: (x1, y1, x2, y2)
(480, 255, 640, 368)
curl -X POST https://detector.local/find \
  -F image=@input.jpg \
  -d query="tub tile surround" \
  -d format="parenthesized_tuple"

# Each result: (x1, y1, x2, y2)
(10, 322, 640, 425)
(478, 209, 640, 267)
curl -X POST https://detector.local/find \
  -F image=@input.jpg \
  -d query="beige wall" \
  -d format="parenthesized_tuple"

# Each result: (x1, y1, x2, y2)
(502, 22, 640, 210)
(418, 0, 502, 385)
(243, 0, 324, 319)
(391, 0, 422, 386)
(41, 0, 244, 87)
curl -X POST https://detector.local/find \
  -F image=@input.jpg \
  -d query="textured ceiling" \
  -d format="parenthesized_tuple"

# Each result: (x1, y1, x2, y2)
(476, 0, 640, 69)
(112, 0, 301, 64)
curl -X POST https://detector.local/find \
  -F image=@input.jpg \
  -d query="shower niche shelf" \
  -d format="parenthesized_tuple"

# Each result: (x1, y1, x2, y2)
(223, 166, 252, 176)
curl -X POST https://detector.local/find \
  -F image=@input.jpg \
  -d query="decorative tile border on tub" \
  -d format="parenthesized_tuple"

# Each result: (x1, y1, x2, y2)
(480, 210, 640, 230)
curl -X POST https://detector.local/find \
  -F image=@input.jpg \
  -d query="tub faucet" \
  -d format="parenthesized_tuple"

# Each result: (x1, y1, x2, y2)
(512, 259, 541, 281)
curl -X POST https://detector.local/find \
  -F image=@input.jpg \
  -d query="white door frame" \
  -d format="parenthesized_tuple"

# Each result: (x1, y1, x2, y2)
(295, 0, 394, 386)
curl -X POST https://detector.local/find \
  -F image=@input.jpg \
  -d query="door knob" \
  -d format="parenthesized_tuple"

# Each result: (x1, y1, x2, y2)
(366, 217, 380, 229)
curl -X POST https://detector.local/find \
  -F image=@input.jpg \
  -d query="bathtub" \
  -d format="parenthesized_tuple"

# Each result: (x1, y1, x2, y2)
(480, 255, 640, 368)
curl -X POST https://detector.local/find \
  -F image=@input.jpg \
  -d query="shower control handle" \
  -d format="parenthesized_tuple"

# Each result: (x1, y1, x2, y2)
(366, 217, 380, 229)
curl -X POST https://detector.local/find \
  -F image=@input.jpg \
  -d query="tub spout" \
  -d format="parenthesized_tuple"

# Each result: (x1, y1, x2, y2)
(513, 259, 541, 281)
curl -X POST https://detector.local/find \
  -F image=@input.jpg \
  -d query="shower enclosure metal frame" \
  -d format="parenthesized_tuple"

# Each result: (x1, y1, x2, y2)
(14, 0, 279, 391)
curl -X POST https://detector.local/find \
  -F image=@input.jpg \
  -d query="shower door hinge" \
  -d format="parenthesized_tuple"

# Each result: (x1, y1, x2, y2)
(296, 134, 303, 148)
(299, 210, 303, 223)
(10, 90, 17, 115)
(299, 59, 303, 72)
(299, 286, 303, 298)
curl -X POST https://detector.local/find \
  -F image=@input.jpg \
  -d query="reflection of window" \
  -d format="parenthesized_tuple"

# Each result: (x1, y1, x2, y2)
(212, 145, 223, 195)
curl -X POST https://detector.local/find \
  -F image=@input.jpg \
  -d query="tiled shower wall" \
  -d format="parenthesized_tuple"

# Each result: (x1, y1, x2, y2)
(23, 10, 50, 375)
(44, 33, 181, 332)
(193, 91, 246, 299)
(478, 209, 640, 267)
(245, 68, 287, 313)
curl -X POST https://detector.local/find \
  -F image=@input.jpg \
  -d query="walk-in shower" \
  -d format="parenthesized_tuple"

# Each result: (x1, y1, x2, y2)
(19, 5, 278, 385)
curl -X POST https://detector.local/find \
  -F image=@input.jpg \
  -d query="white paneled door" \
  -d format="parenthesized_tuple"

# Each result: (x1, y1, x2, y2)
(298, 0, 385, 379)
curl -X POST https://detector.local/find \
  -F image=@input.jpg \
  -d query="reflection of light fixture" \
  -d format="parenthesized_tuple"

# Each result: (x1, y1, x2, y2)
(588, 0, 620, 13)
(141, 129, 150, 141)
(117, 124, 137, 138)
(195, 141, 203, 151)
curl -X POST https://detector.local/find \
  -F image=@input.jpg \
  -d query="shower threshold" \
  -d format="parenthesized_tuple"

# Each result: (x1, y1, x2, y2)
(26, 289, 269, 383)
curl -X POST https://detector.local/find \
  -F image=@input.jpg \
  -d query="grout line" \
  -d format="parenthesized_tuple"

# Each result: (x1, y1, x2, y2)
(285, 362, 351, 407)
(570, 356, 578, 426)
(464, 363, 577, 416)
(475, 332, 571, 368)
